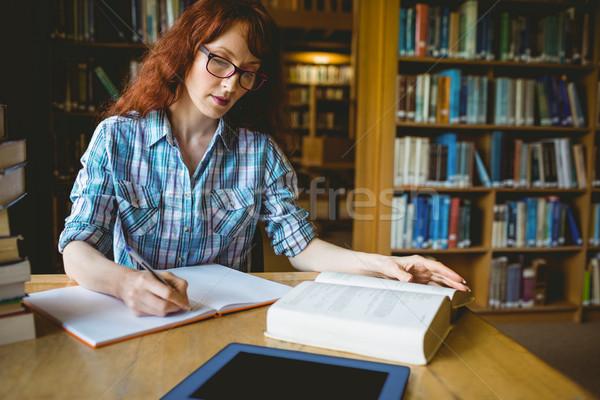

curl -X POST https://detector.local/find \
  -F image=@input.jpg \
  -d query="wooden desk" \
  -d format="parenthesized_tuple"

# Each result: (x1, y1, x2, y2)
(0, 273, 595, 399)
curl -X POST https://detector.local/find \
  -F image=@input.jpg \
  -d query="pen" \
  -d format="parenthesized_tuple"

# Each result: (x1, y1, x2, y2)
(125, 246, 173, 288)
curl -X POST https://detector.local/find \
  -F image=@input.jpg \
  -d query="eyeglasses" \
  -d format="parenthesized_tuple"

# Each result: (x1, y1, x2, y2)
(198, 45, 268, 91)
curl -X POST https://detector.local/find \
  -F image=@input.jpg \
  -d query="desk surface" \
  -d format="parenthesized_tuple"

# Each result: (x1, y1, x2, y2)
(0, 272, 595, 400)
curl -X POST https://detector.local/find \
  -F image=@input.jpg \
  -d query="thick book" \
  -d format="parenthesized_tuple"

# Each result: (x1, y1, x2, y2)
(265, 271, 473, 365)
(0, 236, 23, 265)
(0, 140, 26, 170)
(0, 162, 26, 209)
(0, 310, 35, 346)
(0, 259, 30, 301)
(24, 264, 291, 348)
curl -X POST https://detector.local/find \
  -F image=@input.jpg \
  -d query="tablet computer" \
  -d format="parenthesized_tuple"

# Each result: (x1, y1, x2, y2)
(162, 343, 410, 400)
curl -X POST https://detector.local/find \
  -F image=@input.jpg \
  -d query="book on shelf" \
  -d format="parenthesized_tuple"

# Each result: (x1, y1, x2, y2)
(494, 75, 584, 128)
(287, 64, 352, 85)
(397, 71, 490, 125)
(399, 3, 593, 65)
(492, 197, 582, 249)
(51, 0, 186, 44)
(24, 264, 291, 348)
(489, 133, 586, 189)
(393, 133, 488, 188)
(94, 66, 120, 100)
(584, 256, 600, 306)
(265, 271, 473, 365)
(488, 256, 547, 309)
(390, 194, 471, 251)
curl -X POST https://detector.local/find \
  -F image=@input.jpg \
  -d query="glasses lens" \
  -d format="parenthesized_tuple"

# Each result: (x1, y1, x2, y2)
(240, 72, 260, 90)
(207, 56, 234, 78)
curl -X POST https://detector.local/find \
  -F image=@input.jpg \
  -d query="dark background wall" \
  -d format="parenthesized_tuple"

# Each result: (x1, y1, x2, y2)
(1, 1, 55, 273)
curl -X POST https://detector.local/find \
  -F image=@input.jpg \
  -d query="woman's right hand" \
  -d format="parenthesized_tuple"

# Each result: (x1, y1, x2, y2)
(119, 270, 191, 316)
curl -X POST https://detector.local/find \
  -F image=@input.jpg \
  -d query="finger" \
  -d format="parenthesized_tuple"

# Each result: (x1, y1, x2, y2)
(159, 272, 191, 310)
(125, 287, 183, 316)
(429, 271, 470, 291)
(409, 256, 466, 285)
(140, 273, 189, 314)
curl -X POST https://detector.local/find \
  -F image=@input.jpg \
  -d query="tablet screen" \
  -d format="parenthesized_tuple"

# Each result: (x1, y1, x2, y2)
(191, 351, 388, 399)
(162, 343, 409, 400)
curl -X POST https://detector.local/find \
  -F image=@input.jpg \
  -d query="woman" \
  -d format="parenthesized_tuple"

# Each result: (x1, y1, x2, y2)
(60, 0, 468, 317)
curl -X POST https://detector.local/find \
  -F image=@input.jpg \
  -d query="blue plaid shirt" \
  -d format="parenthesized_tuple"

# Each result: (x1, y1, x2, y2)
(58, 110, 316, 271)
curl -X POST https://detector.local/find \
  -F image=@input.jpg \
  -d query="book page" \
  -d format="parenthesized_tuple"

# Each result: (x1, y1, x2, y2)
(315, 271, 473, 307)
(25, 264, 291, 347)
(274, 281, 446, 327)
(174, 265, 291, 312)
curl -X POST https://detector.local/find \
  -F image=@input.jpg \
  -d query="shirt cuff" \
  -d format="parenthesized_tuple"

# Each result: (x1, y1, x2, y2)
(271, 218, 318, 257)
(58, 222, 113, 256)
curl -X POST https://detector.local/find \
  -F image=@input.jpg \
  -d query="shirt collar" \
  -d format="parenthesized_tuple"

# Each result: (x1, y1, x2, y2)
(144, 110, 172, 148)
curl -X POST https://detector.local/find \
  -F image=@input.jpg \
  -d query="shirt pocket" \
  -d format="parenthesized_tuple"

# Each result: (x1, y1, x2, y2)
(210, 188, 256, 238)
(115, 180, 161, 236)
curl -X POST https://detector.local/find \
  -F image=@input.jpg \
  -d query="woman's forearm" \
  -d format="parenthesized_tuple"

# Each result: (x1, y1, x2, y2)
(288, 238, 388, 277)
(62, 240, 136, 299)
(289, 238, 468, 290)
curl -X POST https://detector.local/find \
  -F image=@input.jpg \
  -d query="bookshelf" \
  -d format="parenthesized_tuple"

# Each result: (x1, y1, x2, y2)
(47, 1, 151, 271)
(44, 1, 356, 271)
(354, 0, 600, 323)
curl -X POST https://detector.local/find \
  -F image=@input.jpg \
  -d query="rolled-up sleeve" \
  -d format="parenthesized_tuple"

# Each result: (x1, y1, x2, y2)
(260, 138, 317, 256)
(58, 122, 117, 256)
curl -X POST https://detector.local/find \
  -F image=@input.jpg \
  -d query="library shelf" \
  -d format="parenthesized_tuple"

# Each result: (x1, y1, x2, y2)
(391, 246, 488, 255)
(491, 246, 583, 254)
(397, 56, 597, 72)
(471, 301, 580, 324)
(393, 186, 492, 193)
(51, 41, 149, 50)
(355, 0, 600, 322)
(396, 122, 591, 134)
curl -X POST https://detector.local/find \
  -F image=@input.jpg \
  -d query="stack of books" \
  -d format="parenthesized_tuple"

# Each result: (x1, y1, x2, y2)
(0, 105, 35, 346)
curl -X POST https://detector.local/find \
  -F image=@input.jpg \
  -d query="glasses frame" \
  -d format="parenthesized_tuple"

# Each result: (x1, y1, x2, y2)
(198, 45, 267, 91)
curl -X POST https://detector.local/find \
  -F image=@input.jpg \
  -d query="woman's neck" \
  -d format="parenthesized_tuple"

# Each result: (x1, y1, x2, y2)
(168, 94, 218, 144)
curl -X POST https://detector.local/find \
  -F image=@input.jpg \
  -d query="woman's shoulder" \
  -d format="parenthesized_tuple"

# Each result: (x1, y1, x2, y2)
(96, 111, 166, 140)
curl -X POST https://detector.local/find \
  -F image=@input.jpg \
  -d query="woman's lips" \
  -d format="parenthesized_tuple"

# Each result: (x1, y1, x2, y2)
(212, 95, 230, 107)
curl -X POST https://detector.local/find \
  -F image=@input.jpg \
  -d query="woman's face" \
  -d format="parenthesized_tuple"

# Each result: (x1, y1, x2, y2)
(184, 22, 261, 120)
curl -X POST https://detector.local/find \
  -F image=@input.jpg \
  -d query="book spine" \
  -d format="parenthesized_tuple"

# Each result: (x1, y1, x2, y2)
(94, 66, 120, 99)
(415, 4, 429, 57)
(399, 8, 407, 56)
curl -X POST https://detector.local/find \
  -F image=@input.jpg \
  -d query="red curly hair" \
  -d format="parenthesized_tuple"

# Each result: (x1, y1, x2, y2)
(104, 0, 289, 140)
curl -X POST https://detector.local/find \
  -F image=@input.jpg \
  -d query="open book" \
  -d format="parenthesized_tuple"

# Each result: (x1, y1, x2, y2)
(24, 264, 291, 348)
(265, 271, 474, 365)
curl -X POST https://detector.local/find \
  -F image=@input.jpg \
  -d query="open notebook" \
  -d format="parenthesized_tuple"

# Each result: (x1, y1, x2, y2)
(24, 264, 291, 348)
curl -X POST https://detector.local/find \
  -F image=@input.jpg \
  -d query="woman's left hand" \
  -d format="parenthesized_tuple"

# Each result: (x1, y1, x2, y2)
(371, 254, 470, 291)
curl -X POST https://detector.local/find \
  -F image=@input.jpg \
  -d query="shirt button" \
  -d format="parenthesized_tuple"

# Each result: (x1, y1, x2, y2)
(134, 198, 140, 206)
(185, 192, 191, 198)
(178, 256, 184, 263)
(183, 226, 189, 232)
(229, 201, 235, 207)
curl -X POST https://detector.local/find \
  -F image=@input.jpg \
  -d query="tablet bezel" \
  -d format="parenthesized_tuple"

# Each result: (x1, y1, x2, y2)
(161, 342, 410, 399)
